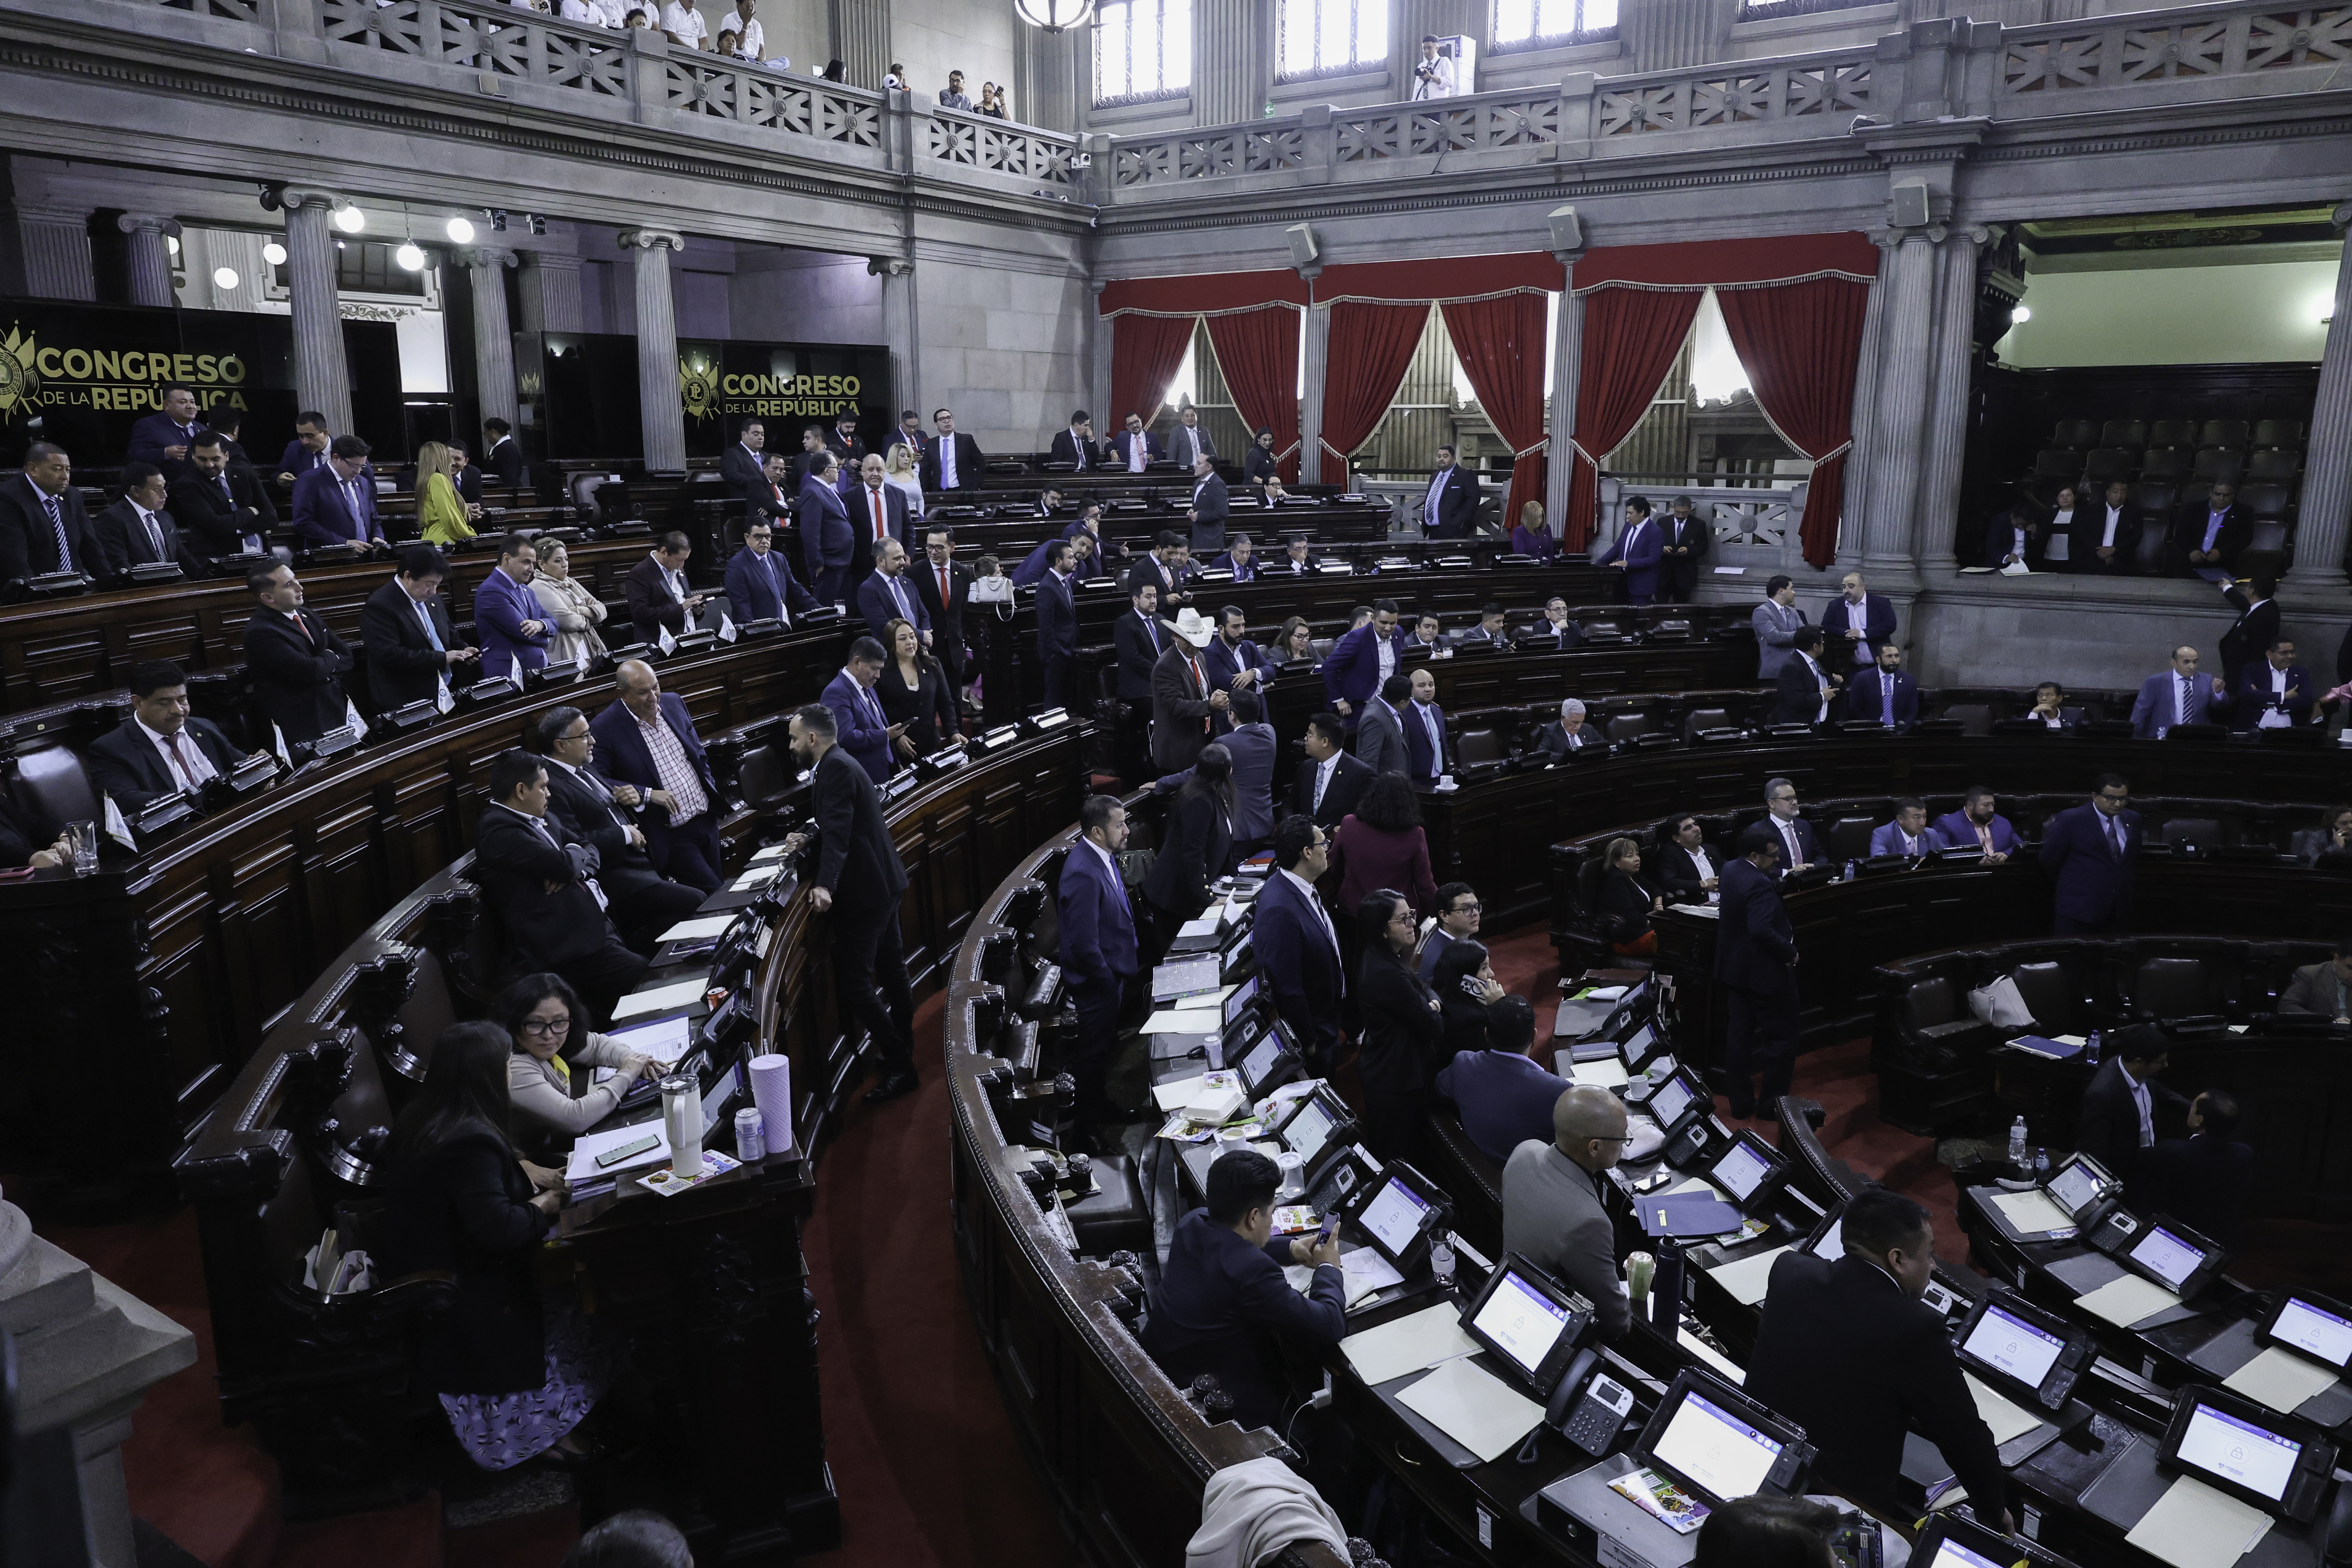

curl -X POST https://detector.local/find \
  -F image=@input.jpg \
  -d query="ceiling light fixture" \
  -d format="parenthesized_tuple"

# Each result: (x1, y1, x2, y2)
(395, 241, 426, 272)
(334, 205, 366, 234)
(2010, 305, 2032, 323)
(1013, 0, 1094, 30)
(446, 216, 476, 244)
(262, 240, 288, 266)
(214, 267, 241, 290)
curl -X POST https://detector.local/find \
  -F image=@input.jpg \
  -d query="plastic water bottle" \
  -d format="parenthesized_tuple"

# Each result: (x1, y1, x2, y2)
(1430, 1236, 1457, 1295)
(1844, 860, 1858, 882)
(2008, 1116, 2029, 1167)
(2085, 1029, 2103, 1065)
(2034, 1147, 2051, 1180)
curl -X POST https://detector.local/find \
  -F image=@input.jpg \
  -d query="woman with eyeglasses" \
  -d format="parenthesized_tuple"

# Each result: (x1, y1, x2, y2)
(498, 973, 663, 1142)
(1354, 889, 1444, 1161)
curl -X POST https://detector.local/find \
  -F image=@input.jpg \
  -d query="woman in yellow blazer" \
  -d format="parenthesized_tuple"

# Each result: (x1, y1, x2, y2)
(415, 440, 476, 546)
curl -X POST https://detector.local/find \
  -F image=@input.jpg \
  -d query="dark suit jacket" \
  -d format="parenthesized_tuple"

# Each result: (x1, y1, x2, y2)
(1716, 856, 1795, 993)
(1760, 814, 1819, 875)
(806, 743, 909, 919)
(722, 544, 813, 622)
(1188, 473, 1230, 555)
(1352, 698, 1408, 777)
(1524, 619, 1584, 654)
(1843, 667, 1919, 730)
(719, 441, 767, 501)
(1114, 610, 1168, 702)
(1425, 465, 1479, 536)
(86, 715, 245, 811)
(1109, 430, 1163, 468)
(1536, 721, 1599, 760)
(90, 499, 207, 581)
(820, 669, 895, 784)
(2076, 1056, 2189, 1182)
(472, 803, 618, 969)
(0, 474, 96, 580)
(126, 412, 203, 474)
(2171, 503, 2248, 571)
(1360, 949, 1444, 1096)
(2039, 801, 2142, 926)
(1292, 751, 1372, 829)
(290, 465, 383, 548)
(2071, 506, 2142, 573)
(167, 467, 275, 554)
(376, 1127, 551, 1396)
(360, 578, 462, 713)
(841, 481, 911, 569)
(1047, 429, 1103, 470)
(482, 437, 524, 488)
(1655, 841, 1721, 903)
(1034, 570, 1078, 666)
(623, 555, 699, 642)
(540, 759, 666, 899)
(1775, 654, 1835, 725)
(1256, 869, 1347, 1062)
(1929, 810, 2022, 856)
(2230, 663, 2313, 731)
(2279, 959, 2352, 1017)
(1984, 512, 2047, 570)
(1056, 838, 1138, 990)
(2219, 594, 2280, 680)
(1319, 622, 1410, 713)
(918, 432, 986, 494)
(1748, 1254, 2004, 1522)
(1142, 786, 1233, 918)
(589, 692, 721, 871)
(799, 477, 853, 579)
(1401, 700, 1449, 781)
(243, 606, 355, 744)
(1659, 511, 1711, 592)
(1822, 594, 1898, 667)
(1140, 1208, 1344, 1434)
(912, 558, 971, 657)
(855, 568, 929, 644)
(1149, 644, 1220, 772)
(2137, 1132, 2254, 1248)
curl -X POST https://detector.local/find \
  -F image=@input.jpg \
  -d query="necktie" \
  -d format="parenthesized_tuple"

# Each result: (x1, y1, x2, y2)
(1189, 658, 1208, 730)
(219, 473, 233, 501)
(292, 611, 314, 646)
(936, 565, 949, 608)
(140, 508, 165, 562)
(343, 480, 361, 537)
(2179, 675, 2192, 727)
(42, 493, 70, 571)
(1145, 616, 1159, 655)
(870, 490, 886, 540)
(889, 575, 910, 621)
(415, 598, 444, 651)
(1314, 761, 1330, 811)
(761, 553, 780, 609)
(863, 682, 884, 731)
(163, 731, 196, 788)
(2107, 816, 2124, 858)
(1881, 677, 1894, 726)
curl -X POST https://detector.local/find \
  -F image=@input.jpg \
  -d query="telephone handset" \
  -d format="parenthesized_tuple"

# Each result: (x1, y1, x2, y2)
(1539, 1349, 1636, 1459)
(1518, 1346, 1605, 1465)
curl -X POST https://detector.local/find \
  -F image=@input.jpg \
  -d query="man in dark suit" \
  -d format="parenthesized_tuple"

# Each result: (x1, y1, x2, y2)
(1255, 816, 1347, 1068)
(1319, 599, 1406, 728)
(1657, 494, 1711, 602)
(1163, 687, 1278, 855)
(1401, 666, 1448, 783)
(2173, 481, 2247, 575)
(531, 705, 705, 956)
(1420, 444, 1479, 537)
(474, 534, 551, 681)
(623, 532, 708, 645)
(2073, 479, 2141, 575)
(1048, 410, 1102, 471)
(2076, 1025, 2186, 1182)
(1984, 506, 2047, 571)
(170, 431, 276, 555)
(2129, 645, 2229, 739)
(854, 536, 929, 646)
(789, 424, 831, 491)
(2039, 773, 2141, 934)
(1111, 579, 1165, 773)
(1774, 624, 1840, 727)
(91, 463, 209, 583)
(472, 748, 648, 1022)
(913, 525, 972, 697)
(1185, 454, 1229, 557)
(1930, 786, 2022, 862)
(1654, 816, 1721, 906)
(0, 441, 96, 582)
(2279, 940, 2352, 1018)
(1535, 698, 1601, 761)
(1211, 534, 1260, 581)
(2231, 636, 2312, 733)
(360, 545, 478, 714)
(1717, 823, 1800, 1118)
(1201, 605, 1271, 725)
(1760, 776, 1820, 875)
(1151, 611, 1228, 773)
(824, 409, 867, 472)
(2137, 1090, 2253, 1246)
(917, 408, 985, 496)
(1058, 793, 1141, 1134)
(1748, 1188, 2008, 1528)
(1292, 711, 1371, 829)
(1525, 597, 1583, 653)
(1167, 406, 1216, 471)
(1842, 642, 1919, 731)
(799, 452, 854, 602)
(86, 659, 251, 812)
(1108, 411, 1161, 472)
(479, 419, 523, 487)
(242, 563, 356, 746)
(441, 440, 484, 506)
(718, 418, 768, 503)
(125, 383, 204, 478)
(1869, 800, 1936, 859)
(820, 637, 901, 784)
(722, 518, 817, 624)
(1034, 540, 1079, 711)
(780, 702, 919, 1104)
(290, 435, 390, 554)
(1277, 536, 1320, 575)
(1140, 1147, 1344, 1434)
(589, 660, 725, 894)
(1353, 674, 1411, 777)
(2218, 578, 2280, 691)
(742, 452, 795, 534)
(274, 412, 333, 491)
(1824, 571, 1898, 673)
(842, 454, 909, 597)
(1595, 496, 1665, 604)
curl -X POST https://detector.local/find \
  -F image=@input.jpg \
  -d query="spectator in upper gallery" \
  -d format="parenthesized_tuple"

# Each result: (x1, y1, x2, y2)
(87, 658, 251, 812)
(2130, 644, 2229, 739)
(2291, 807, 2352, 866)
(1655, 814, 1722, 906)
(918, 407, 985, 496)
(1511, 501, 1559, 562)
(1930, 786, 2021, 862)
(1659, 493, 1710, 602)
(2037, 483, 2078, 572)
(475, 533, 552, 681)
(723, 517, 816, 627)
(977, 81, 1008, 118)
(1110, 411, 1161, 473)
(1406, 611, 1447, 653)
(1268, 617, 1318, 670)
(1049, 410, 1102, 471)
(591, 659, 726, 893)
(480, 417, 523, 486)
(1752, 573, 1806, 681)
(1594, 494, 1663, 604)
(1421, 443, 1479, 538)
(1581, 835, 1666, 958)
(623, 531, 707, 645)
(659, 0, 707, 48)
(820, 57, 847, 82)
(939, 69, 972, 110)
(2173, 481, 2247, 575)
(276, 411, 335, 490)
(1535, 698, 1601, 761)
(1168, 404, 1216, 470)
(1843, 642, 1919, 731)
(883, 61, 907, 89)
(241, 563, 355, 746)
(1243, 426, 1279, 485)
(126, 383, 205, 478)
(719, 417, 767, 500)
(1410, 33, 1457, 98)
(2231, 636, 2312, 733)
(726, 0, 763, 55)
(799, 451, 853, 602)
(1773, 624, 1840, 727)
(169, 431, 274, 555)
(2072, 478, 2140, 575)
(1525, 596, 1582, 652)
(1277, 535, 1320, 575)
(1320, 598, 1408, 724)
(856, 536, 931, 648)
(291, 435, 391, 554)
(1985, 496, 2049, 570)
(1211, 533, 1259, 581)
(91, 462, 209, 583)
(2022, 679, 2074, 730)
(1826, 571, 1896, 671)
(1869, 799, 1936, 859)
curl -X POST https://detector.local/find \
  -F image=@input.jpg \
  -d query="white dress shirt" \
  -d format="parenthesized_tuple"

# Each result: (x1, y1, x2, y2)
(2129, 1072, 2154, 1148)
(1775, 814, 1804, 866)
(1068, 428, 1091, 470)
(1410, 53, 1456, 99)
(659, 0, 706, 42)
(1376, 631, 1396, 682)
(2044, 509, 2072, 561)
(140, 717, 217, 791)
(1687, 844, 1719, 904)
(732, 9, 761, 52)
(1801, 653, 1829, 722)
(2101, 506, 2123, 547)
(1128, 437, 1149, 474)
(2259, 664, 2292, 729)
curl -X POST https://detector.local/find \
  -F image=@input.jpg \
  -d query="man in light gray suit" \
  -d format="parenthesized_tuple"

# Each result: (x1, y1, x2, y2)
(1157, 686, 1278, 857)
(1501, 1085, 1632, 1339)
(1353, 672, 1411, 776)
(2129, 644, 2230, 739)
(1169, 406, 1216, 470)
(1752, 572, 1807, 681)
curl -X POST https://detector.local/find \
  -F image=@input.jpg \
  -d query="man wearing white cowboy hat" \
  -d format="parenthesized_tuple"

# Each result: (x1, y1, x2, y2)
(1151, 608, 1228, 772)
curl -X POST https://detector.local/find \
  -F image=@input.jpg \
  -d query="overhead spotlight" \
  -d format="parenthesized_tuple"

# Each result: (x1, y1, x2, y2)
(489, 208, 510, 232)
(526, 213, 547, 236)
(394, 241, 426, 272)
(445, 216, 476, 244)
(2010, 305, 2032, 324)
(262, 240, 288, 266)
(213, 267, 241, 290)
(165, 234, 180, 257)
(334, 205, 366, 234)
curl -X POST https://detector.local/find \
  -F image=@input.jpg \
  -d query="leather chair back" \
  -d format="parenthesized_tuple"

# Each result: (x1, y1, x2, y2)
(1826, 816, 1877, 862)
(1939, 703, 1994, 737)
(1902, 977, 1957, 1031)
(2132, 956, 2210, 1018)
(2148, 419, 2200, 449)
(1457, 728, 1505, 767)
(1605, 712, 1657, 743)
(735, 744, 792, 809)
(14, 745, 98, 831)
(1683, 708, 1732, 741)
(2009, 961, 2073, 1033)
(2159, 816, 2223, 852)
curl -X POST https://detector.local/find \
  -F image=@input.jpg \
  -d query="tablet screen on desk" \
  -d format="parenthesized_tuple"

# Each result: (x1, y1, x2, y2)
(1357, 1176, 1434, 1259)
(2046, 1158, 2103, 1217)
(1470, 1268, 1573, 1379)
(2176, 1401, 2301, 1502)
(1808, 1217, 1843, 1260)
(1283, 1096, 1336, 1167)
(1651, 1389, 1784, 1503)
(1961, 1303, 2065, 1390)
(1924, 1538, 2007, 1568)
(1238, 1030, 1284, 1091)
(1223, 972, 1258, 1029)
(1710, 1138, 1775, 1203)
(2129, 1224, 2206, 1293)
(1648, 1073, 1698, 1129)
(2272, 1297, 2352, 1370)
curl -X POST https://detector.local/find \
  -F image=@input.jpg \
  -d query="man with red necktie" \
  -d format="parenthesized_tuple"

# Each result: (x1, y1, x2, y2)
(844, 453, 909, 599)
(914, 524, 971, 705)
(1151, 610, 1228, 772)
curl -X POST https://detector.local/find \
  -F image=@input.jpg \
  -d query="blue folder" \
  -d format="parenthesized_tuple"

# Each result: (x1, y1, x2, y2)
(1637, 1191, 1744, 1238)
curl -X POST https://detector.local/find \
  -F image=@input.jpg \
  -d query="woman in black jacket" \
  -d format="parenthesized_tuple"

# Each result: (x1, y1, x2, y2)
(1432, 937, 1506, 1061)
(874, 617, 960, 757)
(1583, 835, 1666, 956)
(377, 1021, 611, 1470)
(1141, 742, 1234, 933)
(1243, 428, 1279, 485)
(1355, 890, 1445, 1161)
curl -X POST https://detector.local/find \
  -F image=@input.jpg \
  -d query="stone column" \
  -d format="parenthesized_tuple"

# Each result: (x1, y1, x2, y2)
(1546, 281, 1584, 540)
(2284, 203, 2352, 592)
(875, 258, 917, 428)
(828, 0, 889, 88)
(454, 247, 520, 429)
(1299, 300, 1331, 486)
(279, 190, 354, 436)
(1192, 0, 1267, 125)
(619, 228, 687, 473)
(517, 250, 585, 336)
(1090, 280, 1113, 441)
(115, 213, 179, 309)
(1013, 20, 1077, 132)
(1836, 256, 1889, 568)
(0, 205, 96, 300)
(1912, 227, 1985, 578)
(1859, 229, 1939, 591)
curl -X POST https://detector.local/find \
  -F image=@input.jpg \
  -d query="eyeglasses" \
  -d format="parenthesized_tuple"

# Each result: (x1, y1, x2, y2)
(559, 729, 590, 743)
(519, 1015, 572, 1035)
(1450, 902, 1482, 914)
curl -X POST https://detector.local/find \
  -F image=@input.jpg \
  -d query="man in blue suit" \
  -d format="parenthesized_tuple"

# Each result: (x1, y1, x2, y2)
(1058, 794, 1141, 1134)
(1930, 786, 2022, 862)
(589, 660, 726, 893)
(1107, 412, 1161, 472)
(855, 536, 930, 645)
(1869, 800, 1935, 858)
(1319, 599, 1407, 726)
(1034, 541, 1079, 711)
(1595, 495, 1664, 604)
(1824, 571, 1898, 672)
(2230, 637, 2313, 733)
(473, 534, 551, 679)
(2039, 774, 2141, 934)
(291, 435, 390, 554)
(820, 636, 901, 784)
(125, 383, 205, 479)
(274, 412, 333, 490)
(1402, 666, 1448, 782)
(2129, 645, 2230, 739)
(1255, 816, 1347, 1068)
(723, 519, 818, 624)
(1420, 444, 1479, 537)
(1212, 534, 1260, 581)
(1842, 642, 1919, 730)
(1201, 605, 1271, 729)
(1760, 777, 1820, 876)
(1716, 824, 1800, 1119)
(798, 451, 854, 602)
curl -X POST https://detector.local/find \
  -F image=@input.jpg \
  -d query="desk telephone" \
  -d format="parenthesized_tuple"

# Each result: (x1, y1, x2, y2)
(1514, 1348, 1637, 1465)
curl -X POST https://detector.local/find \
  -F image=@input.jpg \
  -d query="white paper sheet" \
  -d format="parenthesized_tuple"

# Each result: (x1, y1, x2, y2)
(728, 865, 783, 891)
(1341, 1247, 1405, 1304)
(2122, 1474, 2274, 1568)
(566, 1121, 671, 1182)
(1342, 1303, 1481, 1387)
(1396, 1357, 1547, 1464)
(1152, 1074, 1207, 1111)
(2074, 1273, 2182, 1328)
(2223, 1345, 2341, 1415)
(657, 914, 735, 943)
(1965, 1373, 2045, 1445)
(1142, 1008, 1223, 1034)
(605, 1014, 694, 1064)
(749, 842, 792, 863)
(612, 977, 708, 1020)
(1677, 1326, 1746, 1385)
(1991, 1189, 2077, 1236)
(1177, 914, 1221, 938)
(1705, 1246, 1789, 1308)
(1571, 1058, 1631, 1090)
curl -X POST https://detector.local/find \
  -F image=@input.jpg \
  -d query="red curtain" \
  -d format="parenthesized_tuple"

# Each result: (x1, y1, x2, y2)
(1316, 301, 1430, 486)
(1441, 292, 1549, 534)
(1109, 312, 1197, 432)
(1562, 289, 1701, 552)
(1715, 277, 1872, 568)
(1204, 305, 1301, 483)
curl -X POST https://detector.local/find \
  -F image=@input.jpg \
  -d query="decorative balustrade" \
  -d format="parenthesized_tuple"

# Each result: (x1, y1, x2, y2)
(1597, 475, 1813, 572)
(1592, 54, 1873, 136)
(923, 109, 1077, 185)
(1996, 0, 2351, 96)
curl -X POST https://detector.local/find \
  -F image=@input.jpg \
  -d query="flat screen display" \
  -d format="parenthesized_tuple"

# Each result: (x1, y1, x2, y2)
(1651, 1391, 1784, 1503)
(2129, 1224, 2206, 1292)
(1239, 1030, 1284, 1089)
(1927, 1539, 2008, 1568)
(1359, 1176, 1434, 1257)
(701, 1060, 739, 1135)
(2047, 1160, 2103, 1216)
(1711, 1142, 1774, 1202)
(1224, 972, 1258, 1027)
(1809, 1218, 1844, 1259)
(2273, 1298, 2352, 1370)
(1621, 1023, 1656, 1059)
(1285, 1098, 1335, 1167)
(1962, 1305, 2065, 1390)
(1471, 1270, 1572, 1377)
(2176, 1403, 2301, 1502)
(1649, 1074, 1697, 1129)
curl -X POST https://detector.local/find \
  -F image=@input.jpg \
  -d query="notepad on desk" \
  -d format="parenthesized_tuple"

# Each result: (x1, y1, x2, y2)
(2007, 1034, 2083, 1060)
(728, 865, 784, 892)
(1342, 1303, 1480, 1386)
(1989, 1187, 2078, 1238)
(2074, 1272, 2182, 1328)
(612, 977, 708, 1021)
(1141, 997, 1226, 1034)
(748, 842, 793, 863)
(2123, 1473, 2273, 1568)
(657, 914, 735, 944)
(1965, 1373, 2045, 1445)
(1705, 1245, 1788, 1307)
(2224, 1345, 2341, 1415)
(1570, 1057, 1630, 1090)
(1396, 1357, 1546, 1465)
(566, 1121, 672, 1183)
(605, 1014, 694, 1063)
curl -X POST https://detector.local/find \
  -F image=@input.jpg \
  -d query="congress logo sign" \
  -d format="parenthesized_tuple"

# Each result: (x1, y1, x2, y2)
(0, 326, 36, 419)
(679, 351, 720, 425)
